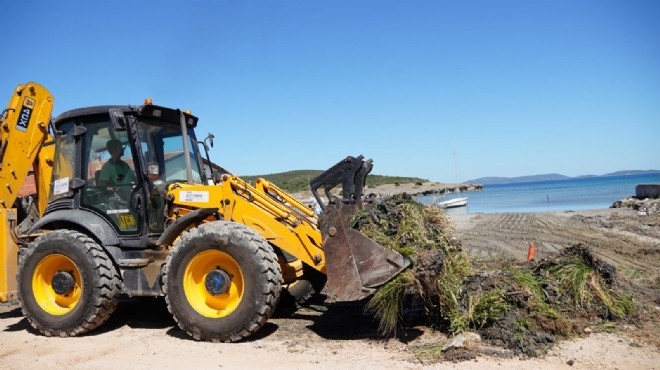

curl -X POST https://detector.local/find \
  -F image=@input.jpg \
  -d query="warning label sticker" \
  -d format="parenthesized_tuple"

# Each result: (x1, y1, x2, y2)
(179, 191, 210, 203)
(53, 177, 69, 195)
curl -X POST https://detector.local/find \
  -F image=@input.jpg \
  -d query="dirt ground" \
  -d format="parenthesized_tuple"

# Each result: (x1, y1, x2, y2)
(1, 208, 659, 369)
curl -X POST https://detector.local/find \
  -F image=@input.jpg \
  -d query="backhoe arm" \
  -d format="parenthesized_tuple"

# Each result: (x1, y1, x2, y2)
(0, 82, 55, 213)
(0, 82, 54, 302)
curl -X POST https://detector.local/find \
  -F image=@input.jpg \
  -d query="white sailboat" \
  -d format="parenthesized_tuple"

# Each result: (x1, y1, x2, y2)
(436, 196, 468, 208)
(435, 138, 468, 209)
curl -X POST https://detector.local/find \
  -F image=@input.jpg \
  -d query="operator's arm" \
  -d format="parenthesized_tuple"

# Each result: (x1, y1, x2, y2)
(97, 164, 112, 186)
(124, 164, 136, 184)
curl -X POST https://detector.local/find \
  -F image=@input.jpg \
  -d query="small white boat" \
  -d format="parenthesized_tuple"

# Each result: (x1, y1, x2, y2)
(435, 139, 469, 209)
(435, 196, 468, 209)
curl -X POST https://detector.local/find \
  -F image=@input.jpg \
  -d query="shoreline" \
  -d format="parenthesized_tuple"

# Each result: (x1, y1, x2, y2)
(443, 195, 660, 216)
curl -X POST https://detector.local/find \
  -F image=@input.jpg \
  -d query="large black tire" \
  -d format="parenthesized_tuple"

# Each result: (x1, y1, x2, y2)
(163, 221, 281, 342)
(17, 229, 121, 337)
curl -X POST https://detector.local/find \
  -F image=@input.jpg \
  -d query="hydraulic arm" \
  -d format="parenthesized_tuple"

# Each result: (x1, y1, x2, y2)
(164, 157, 409, 302)
(0, 82, 55, 301)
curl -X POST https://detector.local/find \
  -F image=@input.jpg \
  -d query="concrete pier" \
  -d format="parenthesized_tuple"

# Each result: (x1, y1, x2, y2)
(636, 184, 660, 198)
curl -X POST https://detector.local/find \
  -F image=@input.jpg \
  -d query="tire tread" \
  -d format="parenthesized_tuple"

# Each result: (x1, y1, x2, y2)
(163, 221, 281, 342)
(17, 229, 121, 337)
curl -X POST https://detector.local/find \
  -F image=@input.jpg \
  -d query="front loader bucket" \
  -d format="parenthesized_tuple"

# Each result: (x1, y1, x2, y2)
(319, 204, 410, 301)
(311, 155, 411, 302)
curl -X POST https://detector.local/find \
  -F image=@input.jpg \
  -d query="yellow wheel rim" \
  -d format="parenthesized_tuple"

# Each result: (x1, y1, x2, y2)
(183, 250, 244, 318)
(32, 254, 82, 315)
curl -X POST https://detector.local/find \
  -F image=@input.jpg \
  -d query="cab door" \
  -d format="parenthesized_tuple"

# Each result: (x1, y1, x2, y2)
(77, 118, 143, 235)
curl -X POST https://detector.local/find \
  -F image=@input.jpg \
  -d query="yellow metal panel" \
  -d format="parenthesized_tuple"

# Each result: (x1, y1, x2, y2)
(168, 176, 326, 274)
(219, 176, 325, 272)
(168, 184, 224, 209)
(0, 209, 18, 302)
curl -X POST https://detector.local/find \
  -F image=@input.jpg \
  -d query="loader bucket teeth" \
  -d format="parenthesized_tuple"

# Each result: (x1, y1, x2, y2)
(311, 155, 411, 302)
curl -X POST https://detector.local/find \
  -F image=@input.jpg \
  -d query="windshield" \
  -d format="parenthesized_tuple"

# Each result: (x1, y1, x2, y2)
(136, 118, 204, 184)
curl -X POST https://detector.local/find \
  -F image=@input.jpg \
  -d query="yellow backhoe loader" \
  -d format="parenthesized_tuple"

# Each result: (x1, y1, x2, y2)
(0, 82, 409, 342)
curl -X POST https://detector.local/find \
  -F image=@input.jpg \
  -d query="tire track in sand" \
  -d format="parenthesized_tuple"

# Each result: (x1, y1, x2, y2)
(450, 211, 660, 275)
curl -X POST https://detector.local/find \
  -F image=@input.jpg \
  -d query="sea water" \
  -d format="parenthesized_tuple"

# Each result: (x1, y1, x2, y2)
(417, 173, 660, 214)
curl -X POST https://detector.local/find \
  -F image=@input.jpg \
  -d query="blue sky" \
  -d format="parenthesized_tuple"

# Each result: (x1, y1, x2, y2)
(2, 0, 658, 182)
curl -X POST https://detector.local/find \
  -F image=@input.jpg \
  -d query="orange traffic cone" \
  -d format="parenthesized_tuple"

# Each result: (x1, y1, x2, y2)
(527, 243, 536, 263)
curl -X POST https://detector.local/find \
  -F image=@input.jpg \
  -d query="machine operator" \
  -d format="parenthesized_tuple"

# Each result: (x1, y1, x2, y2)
(98, 139, 135, 186)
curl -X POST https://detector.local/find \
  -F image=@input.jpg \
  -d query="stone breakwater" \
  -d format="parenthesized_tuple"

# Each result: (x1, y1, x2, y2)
(361, 182, 483, 199)
(413, 184, 482, 196)
(291, 182, 483, 201)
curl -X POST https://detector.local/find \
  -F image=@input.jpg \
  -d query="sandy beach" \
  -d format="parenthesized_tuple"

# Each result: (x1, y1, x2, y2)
(0, 208, 658, 369)
(453, 208, 660, 347)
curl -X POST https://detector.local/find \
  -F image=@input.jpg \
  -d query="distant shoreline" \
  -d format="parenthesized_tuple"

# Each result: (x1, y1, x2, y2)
(468, 170, 660, 185)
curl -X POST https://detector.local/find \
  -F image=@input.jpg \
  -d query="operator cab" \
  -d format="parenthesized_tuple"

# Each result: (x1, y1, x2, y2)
(48, 103, 204, 241)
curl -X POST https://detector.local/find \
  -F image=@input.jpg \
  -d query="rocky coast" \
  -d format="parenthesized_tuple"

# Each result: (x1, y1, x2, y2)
(291, 181, 482, 201)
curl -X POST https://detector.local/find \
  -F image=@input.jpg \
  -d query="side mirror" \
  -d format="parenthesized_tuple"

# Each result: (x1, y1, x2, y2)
(207, 133, 214, 148)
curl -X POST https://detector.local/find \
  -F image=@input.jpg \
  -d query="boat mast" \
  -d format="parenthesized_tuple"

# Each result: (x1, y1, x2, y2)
(451, 137, 461, 186)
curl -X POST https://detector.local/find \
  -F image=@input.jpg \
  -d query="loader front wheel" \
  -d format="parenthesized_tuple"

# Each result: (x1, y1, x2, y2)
(17, 230, 121, 337)
(163, 221, 281, 342)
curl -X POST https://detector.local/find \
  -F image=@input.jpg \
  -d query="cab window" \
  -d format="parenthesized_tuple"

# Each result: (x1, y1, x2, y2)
(81, 119, 141, 234)
(49, 132, 76, 201)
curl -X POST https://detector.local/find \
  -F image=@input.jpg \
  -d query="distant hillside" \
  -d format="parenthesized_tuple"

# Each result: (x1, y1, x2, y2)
(602, 170, 660, 177)
(467, 170, 660, 185)
(469, 174, 570, 185)
(241, 170, 427, 194)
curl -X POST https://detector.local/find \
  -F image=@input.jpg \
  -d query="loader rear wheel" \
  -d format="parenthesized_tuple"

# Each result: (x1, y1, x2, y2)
(163, 221, 281, 342)
(17, 230, 121, 337)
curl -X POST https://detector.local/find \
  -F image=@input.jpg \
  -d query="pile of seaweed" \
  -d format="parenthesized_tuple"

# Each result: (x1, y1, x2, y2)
(352, 194, 636, 360)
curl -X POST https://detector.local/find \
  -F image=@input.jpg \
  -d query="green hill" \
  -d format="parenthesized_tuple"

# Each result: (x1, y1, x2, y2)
(240, 170, 428, 194)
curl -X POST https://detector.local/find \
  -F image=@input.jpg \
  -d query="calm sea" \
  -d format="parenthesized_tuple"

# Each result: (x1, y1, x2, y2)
(417, 173, 660, 214)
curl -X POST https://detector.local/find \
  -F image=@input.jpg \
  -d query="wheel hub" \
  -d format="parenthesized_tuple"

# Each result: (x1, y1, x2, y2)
(204, 269, 231, 296)
(51, 271, 75, 295)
